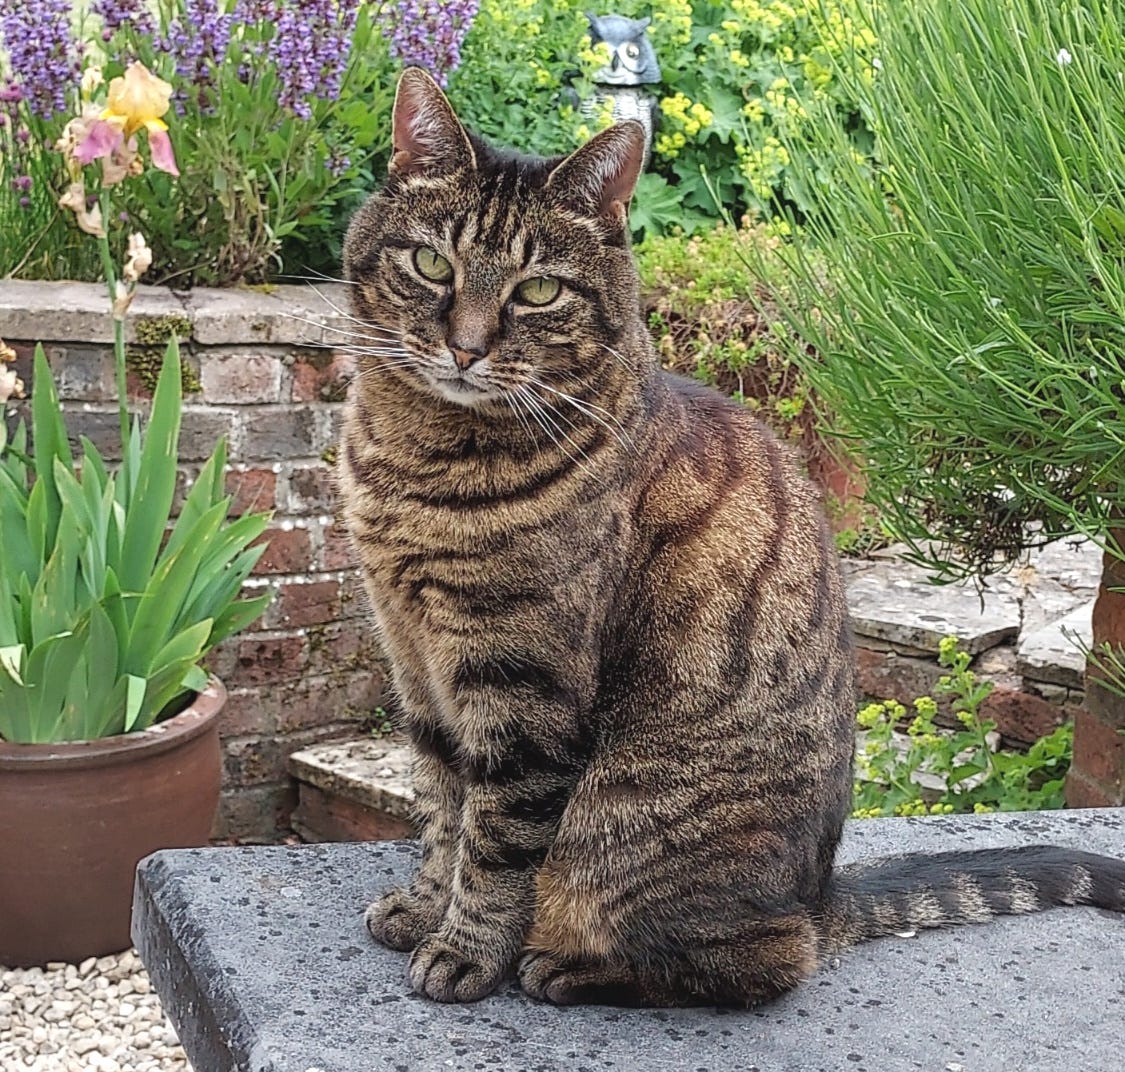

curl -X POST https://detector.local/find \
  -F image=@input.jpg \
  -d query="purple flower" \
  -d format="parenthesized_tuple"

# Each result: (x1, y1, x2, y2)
(382, 0, 480, 88)
(157, 0, 235, 113)
(267, 1, 360, 120)
(93, 0, 155, 38)
(0, 0, 80, 120)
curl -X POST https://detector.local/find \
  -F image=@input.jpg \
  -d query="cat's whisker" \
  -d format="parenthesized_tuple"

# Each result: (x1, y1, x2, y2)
(280, 269, 361, 286)
(516, 386, 600, 478)
(525, 376, 634, 453)
(299, 283, 403, 339)
(280, 314, 407, 349)
(598, 342, 633, 373)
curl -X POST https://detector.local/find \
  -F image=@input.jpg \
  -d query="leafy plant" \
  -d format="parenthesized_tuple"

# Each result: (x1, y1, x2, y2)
(852, 638, 1073, 818)
(0, 1, 394, 284)
(0, 341, 271, 743)
(767, 0, 1125, 578)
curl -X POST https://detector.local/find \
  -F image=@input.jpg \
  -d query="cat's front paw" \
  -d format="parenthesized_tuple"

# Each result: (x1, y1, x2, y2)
(408, 933, 507, 1003)
(365, 887, 441, 952)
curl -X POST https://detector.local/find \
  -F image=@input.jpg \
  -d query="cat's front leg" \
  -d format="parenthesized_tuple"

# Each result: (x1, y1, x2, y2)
(408, 681, 586, 1003)
(367, 727, 462, 951)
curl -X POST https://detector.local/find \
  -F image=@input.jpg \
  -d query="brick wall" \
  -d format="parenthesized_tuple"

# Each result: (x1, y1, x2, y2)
(1, 280, 387, 841)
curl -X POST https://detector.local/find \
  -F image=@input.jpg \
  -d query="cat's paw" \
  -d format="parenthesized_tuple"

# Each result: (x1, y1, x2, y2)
(364, 887, 440, 952)
(408, 933, 507, 1003)
(517, 950, 579, 1004)
(518, 950, 641, 1006)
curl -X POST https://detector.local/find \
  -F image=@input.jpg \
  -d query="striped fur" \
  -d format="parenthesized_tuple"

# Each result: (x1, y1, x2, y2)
(339, 69, 1125, 1007)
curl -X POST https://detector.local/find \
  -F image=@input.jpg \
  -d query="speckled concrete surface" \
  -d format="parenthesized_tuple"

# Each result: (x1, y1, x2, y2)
(134, 810, 1125, 1072)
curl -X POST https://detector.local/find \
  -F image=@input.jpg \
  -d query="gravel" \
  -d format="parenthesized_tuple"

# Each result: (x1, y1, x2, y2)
(1, 950, 190, 1071)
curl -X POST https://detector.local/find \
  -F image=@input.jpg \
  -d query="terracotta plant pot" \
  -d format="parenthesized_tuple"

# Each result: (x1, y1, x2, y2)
(0, 679, 226, 968)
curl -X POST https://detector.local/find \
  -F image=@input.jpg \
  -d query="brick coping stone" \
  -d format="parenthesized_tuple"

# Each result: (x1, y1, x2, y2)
(132, 811, 1124, 1072)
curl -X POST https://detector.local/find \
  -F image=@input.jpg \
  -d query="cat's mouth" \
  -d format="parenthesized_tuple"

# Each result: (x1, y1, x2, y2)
(424, 369, 499, 406)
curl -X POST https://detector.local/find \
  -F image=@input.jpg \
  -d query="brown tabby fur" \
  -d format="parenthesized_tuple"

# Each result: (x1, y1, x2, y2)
(338, 69, 1125, 1007)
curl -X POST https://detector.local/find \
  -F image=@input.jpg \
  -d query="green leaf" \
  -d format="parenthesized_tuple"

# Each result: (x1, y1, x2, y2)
(30, 345, 73, 548)
(119, 340, 183, 594)
(0, 644, 25, 685)
(182, 664, 210, 693)
(124, 674, 147, 732)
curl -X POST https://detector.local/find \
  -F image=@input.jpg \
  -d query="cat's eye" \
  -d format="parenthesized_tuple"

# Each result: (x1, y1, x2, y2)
(413, 247, 453, 283)
(515, 276, 561, 307)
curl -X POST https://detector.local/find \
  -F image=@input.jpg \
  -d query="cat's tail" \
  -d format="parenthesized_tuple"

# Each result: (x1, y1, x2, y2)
(816, 846, 1125, 954)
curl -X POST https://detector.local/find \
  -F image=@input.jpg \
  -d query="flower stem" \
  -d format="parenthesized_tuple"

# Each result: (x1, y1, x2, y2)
(96, 192, 129, 445)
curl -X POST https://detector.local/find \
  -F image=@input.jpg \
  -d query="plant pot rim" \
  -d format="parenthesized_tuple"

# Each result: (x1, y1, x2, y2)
(0, 676, 227, 770)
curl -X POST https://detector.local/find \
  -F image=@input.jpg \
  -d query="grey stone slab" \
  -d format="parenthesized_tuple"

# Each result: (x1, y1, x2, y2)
(183, 284, 354, 346)
(0, 279, 188, 345)
(1017, 602, 1093, 690)
(289, 737, 414, 821)
(845, 559, 1021, 655)
(133, 809, 1125, 1072)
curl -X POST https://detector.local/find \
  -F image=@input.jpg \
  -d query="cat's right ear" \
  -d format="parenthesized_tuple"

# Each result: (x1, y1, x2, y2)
(389, 67, 476, 180)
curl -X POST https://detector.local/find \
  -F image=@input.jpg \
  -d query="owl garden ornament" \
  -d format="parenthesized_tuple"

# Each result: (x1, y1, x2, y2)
(583, 12, 662, 161)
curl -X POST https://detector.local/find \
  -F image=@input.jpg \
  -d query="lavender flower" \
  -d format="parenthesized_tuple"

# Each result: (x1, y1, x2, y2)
(383, 0, 480, 88)
(158, 0, 235, 113)
(93, 0, 155, 39)
(268, 1, 360, 120)
(0, 0, 80, 120)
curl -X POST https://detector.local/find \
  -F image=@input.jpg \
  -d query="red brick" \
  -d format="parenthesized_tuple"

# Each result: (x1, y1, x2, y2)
(291, 350, 354, 403)
(270, 578, 342, 628)
(1072, 707, 1125, 795)
(226, 467, 277, 515)
(219, 685, 280, 738)
(292, 783, 415, 843)
(980, 685, 1066, 747)
(855, 645, 943, 709)
(211, 783, 297, 843)
(1065, 770, 1117, 809)
(305, 621, 386, 678)
(252, 525, 314, 575)
(231, 634, 309, 687)
(320, 522, 356, 570)
(286, 463, 337, 514)
(275, 670, 387, 733)
(224, 723, 357, 788)
(200, 352, 283, 403)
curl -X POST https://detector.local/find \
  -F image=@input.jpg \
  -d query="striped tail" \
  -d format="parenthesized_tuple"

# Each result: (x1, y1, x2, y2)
(818, 846, 1125, 953)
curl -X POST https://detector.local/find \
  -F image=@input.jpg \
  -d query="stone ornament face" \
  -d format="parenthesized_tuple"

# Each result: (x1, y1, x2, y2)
(586, 13, 661, 86)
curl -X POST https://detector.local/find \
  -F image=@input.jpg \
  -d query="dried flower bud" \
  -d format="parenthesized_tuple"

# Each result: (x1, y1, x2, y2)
(0, 341, 25, 404)
(58, 180, 106, 237)
(112, 279, 135, 321)
(122, 232, 152, 283)
(81, 66, 105, 101)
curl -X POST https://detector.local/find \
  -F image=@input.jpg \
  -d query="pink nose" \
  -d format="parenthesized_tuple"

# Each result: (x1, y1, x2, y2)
(451, 347, 485, 371)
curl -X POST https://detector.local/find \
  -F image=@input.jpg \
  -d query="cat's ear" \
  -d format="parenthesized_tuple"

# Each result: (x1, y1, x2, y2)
(389, 67, 476, 179)
(546, 122, 646, 227)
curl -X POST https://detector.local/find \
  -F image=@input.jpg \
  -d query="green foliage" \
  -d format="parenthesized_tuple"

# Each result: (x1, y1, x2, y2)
(0, 341, 271, 743)
(852, 638, 1072, 818)
(2, 5, 394, 285)
(635, 220, 815, 442)
(451, 0, 878, 237)
(768, 0, 1125, 577)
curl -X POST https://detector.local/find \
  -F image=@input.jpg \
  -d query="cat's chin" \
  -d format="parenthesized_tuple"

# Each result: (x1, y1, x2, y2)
(424, 374, 500, 408)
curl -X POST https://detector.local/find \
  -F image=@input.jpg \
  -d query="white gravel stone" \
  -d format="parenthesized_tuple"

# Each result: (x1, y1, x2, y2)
(0, 949, 190, 1071)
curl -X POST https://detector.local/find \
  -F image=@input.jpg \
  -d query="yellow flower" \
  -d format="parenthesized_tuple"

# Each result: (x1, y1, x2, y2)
(103, 62, 173, 140)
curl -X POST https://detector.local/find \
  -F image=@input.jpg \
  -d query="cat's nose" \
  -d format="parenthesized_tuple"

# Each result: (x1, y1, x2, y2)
(450, 345, 487, 371)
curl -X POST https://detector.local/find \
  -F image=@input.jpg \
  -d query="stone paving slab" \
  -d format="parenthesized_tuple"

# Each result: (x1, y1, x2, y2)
(134, 809, 1125, 1072)
(289, 736, 414, 821)
(1017, 602, 1093, 690)
(845, 561, 1022, 655)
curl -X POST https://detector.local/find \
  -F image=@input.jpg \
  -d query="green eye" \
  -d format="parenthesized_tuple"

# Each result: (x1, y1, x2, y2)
(515, 276, 561, 306)
(414, 247, 453, 283)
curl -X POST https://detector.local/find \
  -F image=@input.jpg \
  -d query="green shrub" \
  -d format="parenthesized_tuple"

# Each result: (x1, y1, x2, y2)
(767, 0, 1125, 578)
(452, 0, 878, 236)
(852, 639, 1073, 818)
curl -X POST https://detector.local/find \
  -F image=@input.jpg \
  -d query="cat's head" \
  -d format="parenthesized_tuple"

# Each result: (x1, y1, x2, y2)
(343, 68, 647, 409)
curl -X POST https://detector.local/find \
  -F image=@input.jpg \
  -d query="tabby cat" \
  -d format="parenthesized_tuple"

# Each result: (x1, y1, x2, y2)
(338, 68, 1125, 1007)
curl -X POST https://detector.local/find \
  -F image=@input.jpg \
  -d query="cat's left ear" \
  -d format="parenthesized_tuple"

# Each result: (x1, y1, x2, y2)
(546, 122, 646, 228)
